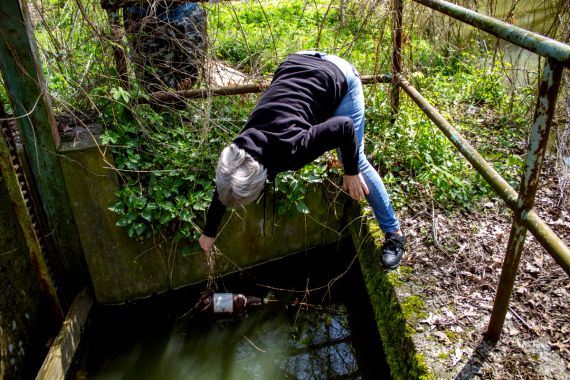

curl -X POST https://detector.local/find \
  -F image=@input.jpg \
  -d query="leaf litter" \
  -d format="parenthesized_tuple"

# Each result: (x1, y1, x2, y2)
(396, 157, 570, 379)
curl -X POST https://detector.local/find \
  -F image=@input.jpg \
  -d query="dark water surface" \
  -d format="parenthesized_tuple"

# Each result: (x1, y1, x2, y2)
(71, 240, 390, 379)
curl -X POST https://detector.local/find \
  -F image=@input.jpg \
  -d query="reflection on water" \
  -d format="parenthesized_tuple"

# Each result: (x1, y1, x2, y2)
(494, 0, 559, 35)
(79, 306, 361, 379)
(494, 0, 559, 87)
(72, 241, 389, 380)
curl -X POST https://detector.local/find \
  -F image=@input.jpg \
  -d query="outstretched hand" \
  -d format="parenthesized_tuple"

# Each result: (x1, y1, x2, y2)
(199, 234, 216, 270)
(199, 234, 215, 255)
(343, 174, 369, 201)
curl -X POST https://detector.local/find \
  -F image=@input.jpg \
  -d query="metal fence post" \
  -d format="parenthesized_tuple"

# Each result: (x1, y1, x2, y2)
(391, 0, 403, 121)
(487, 58, 564, 340)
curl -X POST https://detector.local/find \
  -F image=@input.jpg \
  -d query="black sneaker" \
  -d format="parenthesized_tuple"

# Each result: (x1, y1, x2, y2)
(381, 233, 405, 270)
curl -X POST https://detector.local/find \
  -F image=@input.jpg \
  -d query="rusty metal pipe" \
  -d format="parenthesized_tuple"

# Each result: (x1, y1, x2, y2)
(149, 81, 271, 103)
(397, 74, 519, 207)
(412, 0, 570, 67)
(487, 58, 565, 340)
(396, 74, 570, 276)
(525, 211, 570, 272)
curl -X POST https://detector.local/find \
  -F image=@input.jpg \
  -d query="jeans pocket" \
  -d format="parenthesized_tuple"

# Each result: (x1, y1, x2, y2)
(351, 65, 360, 78)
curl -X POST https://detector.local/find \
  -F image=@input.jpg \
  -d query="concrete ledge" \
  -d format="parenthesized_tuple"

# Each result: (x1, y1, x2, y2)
(347, 202, 431, 380)
(58, 139, 347, 305)
(36, 288, 92, 380)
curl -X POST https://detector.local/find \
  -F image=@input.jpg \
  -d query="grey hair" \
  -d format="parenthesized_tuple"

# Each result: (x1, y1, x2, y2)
(215, 144, 267, 208)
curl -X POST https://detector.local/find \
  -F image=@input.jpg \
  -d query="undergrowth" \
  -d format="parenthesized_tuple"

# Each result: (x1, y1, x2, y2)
(22, 0, 558, 246)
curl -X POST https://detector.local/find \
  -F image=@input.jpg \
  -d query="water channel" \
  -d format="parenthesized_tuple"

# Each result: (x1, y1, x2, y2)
(70, 239, 390, 380)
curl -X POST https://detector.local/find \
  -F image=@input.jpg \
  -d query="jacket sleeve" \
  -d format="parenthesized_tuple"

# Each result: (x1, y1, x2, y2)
(202, 188, 226, 238)
(295, 116, 359, 175)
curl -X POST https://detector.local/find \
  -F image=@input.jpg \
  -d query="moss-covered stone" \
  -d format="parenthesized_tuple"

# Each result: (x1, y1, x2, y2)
(347, 202, 432, 380)
(402, 295, 428, 321)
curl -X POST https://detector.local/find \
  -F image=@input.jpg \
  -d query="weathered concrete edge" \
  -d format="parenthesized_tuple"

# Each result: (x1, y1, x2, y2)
(347, 203, 432, 380)
(35, 288, 93, 380)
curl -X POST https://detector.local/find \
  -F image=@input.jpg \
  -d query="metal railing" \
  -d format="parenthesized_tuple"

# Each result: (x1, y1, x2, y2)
(390, 0, 570, 340)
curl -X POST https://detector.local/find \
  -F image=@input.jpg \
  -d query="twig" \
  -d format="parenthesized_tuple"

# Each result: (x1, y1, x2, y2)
(508, 306, 535, 332)
(431, 198, 442, 249)
(0, 247, 19, 256)
(242, 335, 266, 353)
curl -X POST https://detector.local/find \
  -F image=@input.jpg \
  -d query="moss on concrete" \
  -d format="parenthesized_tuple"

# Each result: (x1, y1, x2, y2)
(443, 329, 460, 342)
(347, 202, 432, 380)
(402, 295, 428, 321)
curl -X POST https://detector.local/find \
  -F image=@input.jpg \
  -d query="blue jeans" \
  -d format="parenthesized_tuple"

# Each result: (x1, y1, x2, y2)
(296, 51, 400, 233)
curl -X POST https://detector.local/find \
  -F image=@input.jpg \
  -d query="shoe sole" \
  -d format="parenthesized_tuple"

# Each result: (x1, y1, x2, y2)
(383, 263, 401, 271)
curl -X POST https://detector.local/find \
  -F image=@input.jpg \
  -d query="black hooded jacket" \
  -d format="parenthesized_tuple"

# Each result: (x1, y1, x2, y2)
(203, 53, 359, 238)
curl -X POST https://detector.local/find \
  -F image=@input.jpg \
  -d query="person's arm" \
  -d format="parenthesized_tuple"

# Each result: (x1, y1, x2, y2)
(296, 116, 368, 200)
(296, 116, 359, 174)
(199, 189, 226, 254)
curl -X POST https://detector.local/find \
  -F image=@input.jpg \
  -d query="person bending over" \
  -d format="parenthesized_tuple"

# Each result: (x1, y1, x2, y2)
(199, 51, 405, 269)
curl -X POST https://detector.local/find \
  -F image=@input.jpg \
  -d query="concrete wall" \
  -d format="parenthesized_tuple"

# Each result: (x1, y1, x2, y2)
(58, 139, 347, 305)
(347, 203, 430, 380)
(0, 175, 53, 379)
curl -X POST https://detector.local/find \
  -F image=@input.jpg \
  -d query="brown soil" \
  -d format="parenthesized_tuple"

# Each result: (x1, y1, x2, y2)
(398, 157, 569, 379)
